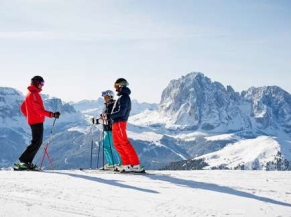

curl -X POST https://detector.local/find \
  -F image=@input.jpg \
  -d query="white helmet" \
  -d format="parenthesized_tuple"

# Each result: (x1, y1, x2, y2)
(101, 90, 114, 98)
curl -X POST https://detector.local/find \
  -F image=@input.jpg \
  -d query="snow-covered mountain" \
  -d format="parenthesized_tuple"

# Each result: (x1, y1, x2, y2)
(159, 72, 247, 132)
(161, 138, 291, 171)
(70, 99, 104, 118)
(191, 135, 291, 170)
(129, 72, 291, 170)
(0, 87, 27, 167)
(71, 98, 157, 117)
(1, 72, 291, 170)
(243, 86, 291, 134)
(131, 73, 291, 133)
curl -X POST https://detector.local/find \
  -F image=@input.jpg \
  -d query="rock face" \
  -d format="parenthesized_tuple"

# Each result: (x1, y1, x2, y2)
(159, 72, 247, 131)
(159, 72, 291, 136)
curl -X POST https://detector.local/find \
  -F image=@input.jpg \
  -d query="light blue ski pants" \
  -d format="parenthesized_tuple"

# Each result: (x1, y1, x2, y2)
(103, 131, 121, 165)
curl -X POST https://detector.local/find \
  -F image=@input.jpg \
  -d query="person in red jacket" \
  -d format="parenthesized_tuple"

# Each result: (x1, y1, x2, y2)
(16, 76, 60, 170)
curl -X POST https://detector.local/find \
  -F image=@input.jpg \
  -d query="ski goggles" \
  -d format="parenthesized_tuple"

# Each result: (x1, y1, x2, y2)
(102, 91, 108, 96)
(40, 81, 45, 86)
(114, 83, 121, 88)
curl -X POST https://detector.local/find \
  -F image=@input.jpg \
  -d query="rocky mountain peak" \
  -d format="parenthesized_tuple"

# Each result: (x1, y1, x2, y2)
(159, 72, 243, 131)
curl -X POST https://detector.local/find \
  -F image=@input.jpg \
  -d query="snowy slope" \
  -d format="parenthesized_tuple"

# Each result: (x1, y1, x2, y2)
(0, 170, 290, 217)
(195, 136, 290, 170)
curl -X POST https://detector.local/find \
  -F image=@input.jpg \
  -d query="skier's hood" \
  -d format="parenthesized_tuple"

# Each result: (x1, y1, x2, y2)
(118, 87, 131, 96)
(28, 85, 42, 93)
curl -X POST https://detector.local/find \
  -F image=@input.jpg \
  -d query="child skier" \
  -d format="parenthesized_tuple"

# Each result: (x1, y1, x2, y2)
(91, 90, 121, 169)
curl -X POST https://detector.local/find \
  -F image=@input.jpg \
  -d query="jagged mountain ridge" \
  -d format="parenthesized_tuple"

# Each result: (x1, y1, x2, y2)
(159, 72, 248, 131)
(131, 72, 291, 135)
(243, 86, 291, 133)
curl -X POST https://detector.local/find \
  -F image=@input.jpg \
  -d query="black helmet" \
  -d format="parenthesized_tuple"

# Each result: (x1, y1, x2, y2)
(114, 78, 129, 88)
(31, 76, 45, 86)
(31, 76, 44, 83)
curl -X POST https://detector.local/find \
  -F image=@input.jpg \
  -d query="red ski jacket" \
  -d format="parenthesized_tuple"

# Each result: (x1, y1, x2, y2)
(21, 85, 52, 125)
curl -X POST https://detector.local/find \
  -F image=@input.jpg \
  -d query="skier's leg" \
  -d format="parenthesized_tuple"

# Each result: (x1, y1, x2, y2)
(112, 123, 131, 165)
(108, 131, 121, 165)
(103, 131, 114, 165)
(19, 123, 43, 164)
(116, 122, 140, 166)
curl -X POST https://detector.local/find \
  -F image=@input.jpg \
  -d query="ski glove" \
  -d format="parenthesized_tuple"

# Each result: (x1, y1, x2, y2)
(98, 118, 108, 125)
(53, 112, 61, 119)
(91, 118, 108, 125)
(101, 113, 107, 119)
(91, 118, 98, 124)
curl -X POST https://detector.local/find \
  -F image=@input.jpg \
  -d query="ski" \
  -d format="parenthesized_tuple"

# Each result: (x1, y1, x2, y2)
(118, 169, 146, 174)
(78, 168, 153, 175)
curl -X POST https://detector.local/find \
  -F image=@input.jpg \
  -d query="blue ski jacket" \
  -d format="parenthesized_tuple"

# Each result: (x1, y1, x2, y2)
(111, 87, 131, 123)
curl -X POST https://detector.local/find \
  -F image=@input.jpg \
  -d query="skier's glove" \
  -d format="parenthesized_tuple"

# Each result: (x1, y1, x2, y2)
(91, 118, 108, 125)
(101, 113, 107, 119)
(98, 118, 108, 125)
(53, 112, 61, 119)
(91, 118, 100, 125)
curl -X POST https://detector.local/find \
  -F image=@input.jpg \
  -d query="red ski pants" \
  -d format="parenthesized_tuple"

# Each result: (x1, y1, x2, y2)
(112, 121, 140, 165)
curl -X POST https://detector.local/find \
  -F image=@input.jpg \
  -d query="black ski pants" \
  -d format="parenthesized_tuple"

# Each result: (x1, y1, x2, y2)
(19, 123, 44, 164)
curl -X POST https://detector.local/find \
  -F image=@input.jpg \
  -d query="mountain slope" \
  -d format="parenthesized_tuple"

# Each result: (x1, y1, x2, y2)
(194, 136, 290, 170)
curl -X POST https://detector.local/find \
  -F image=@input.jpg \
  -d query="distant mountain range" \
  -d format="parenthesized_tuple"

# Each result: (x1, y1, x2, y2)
(1, 72, 291, 170)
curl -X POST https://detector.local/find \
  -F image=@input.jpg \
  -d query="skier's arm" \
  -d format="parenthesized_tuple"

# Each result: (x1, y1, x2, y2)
(30, 93, 52, 118)
(110, 97, 128, 119)
(20, 101, 27, 117)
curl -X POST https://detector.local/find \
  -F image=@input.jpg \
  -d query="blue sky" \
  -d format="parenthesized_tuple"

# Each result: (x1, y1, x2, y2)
(0, 0, 290, 103)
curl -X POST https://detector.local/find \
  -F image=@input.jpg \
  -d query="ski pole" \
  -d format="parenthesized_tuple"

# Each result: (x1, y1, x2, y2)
(40, 118, 57, 169)
(102, 127, 105, 169)
(90, 139, 93, 169)
(107, 131, 115, 165)
(90, 125, 94, 169)
(42, 146, 54, 170)
(96, 127, 102, 169)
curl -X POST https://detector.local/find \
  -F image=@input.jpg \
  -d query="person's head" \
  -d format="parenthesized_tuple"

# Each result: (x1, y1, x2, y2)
(101, 90, 114, 102)
(31, 76, 45, 89)
(114, 78, 129, 93)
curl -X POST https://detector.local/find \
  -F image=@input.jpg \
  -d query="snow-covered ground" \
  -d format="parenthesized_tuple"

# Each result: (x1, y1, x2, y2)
(0, 170, 290, 217)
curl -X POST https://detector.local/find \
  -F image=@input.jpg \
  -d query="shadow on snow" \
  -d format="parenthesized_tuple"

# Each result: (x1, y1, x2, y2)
(51, 170, 159, 194)
(50, 170, 290, 207)
(147, 173, 291, 207)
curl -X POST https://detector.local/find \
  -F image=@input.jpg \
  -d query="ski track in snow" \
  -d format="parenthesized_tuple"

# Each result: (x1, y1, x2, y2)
(0, 170, 290, 217)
